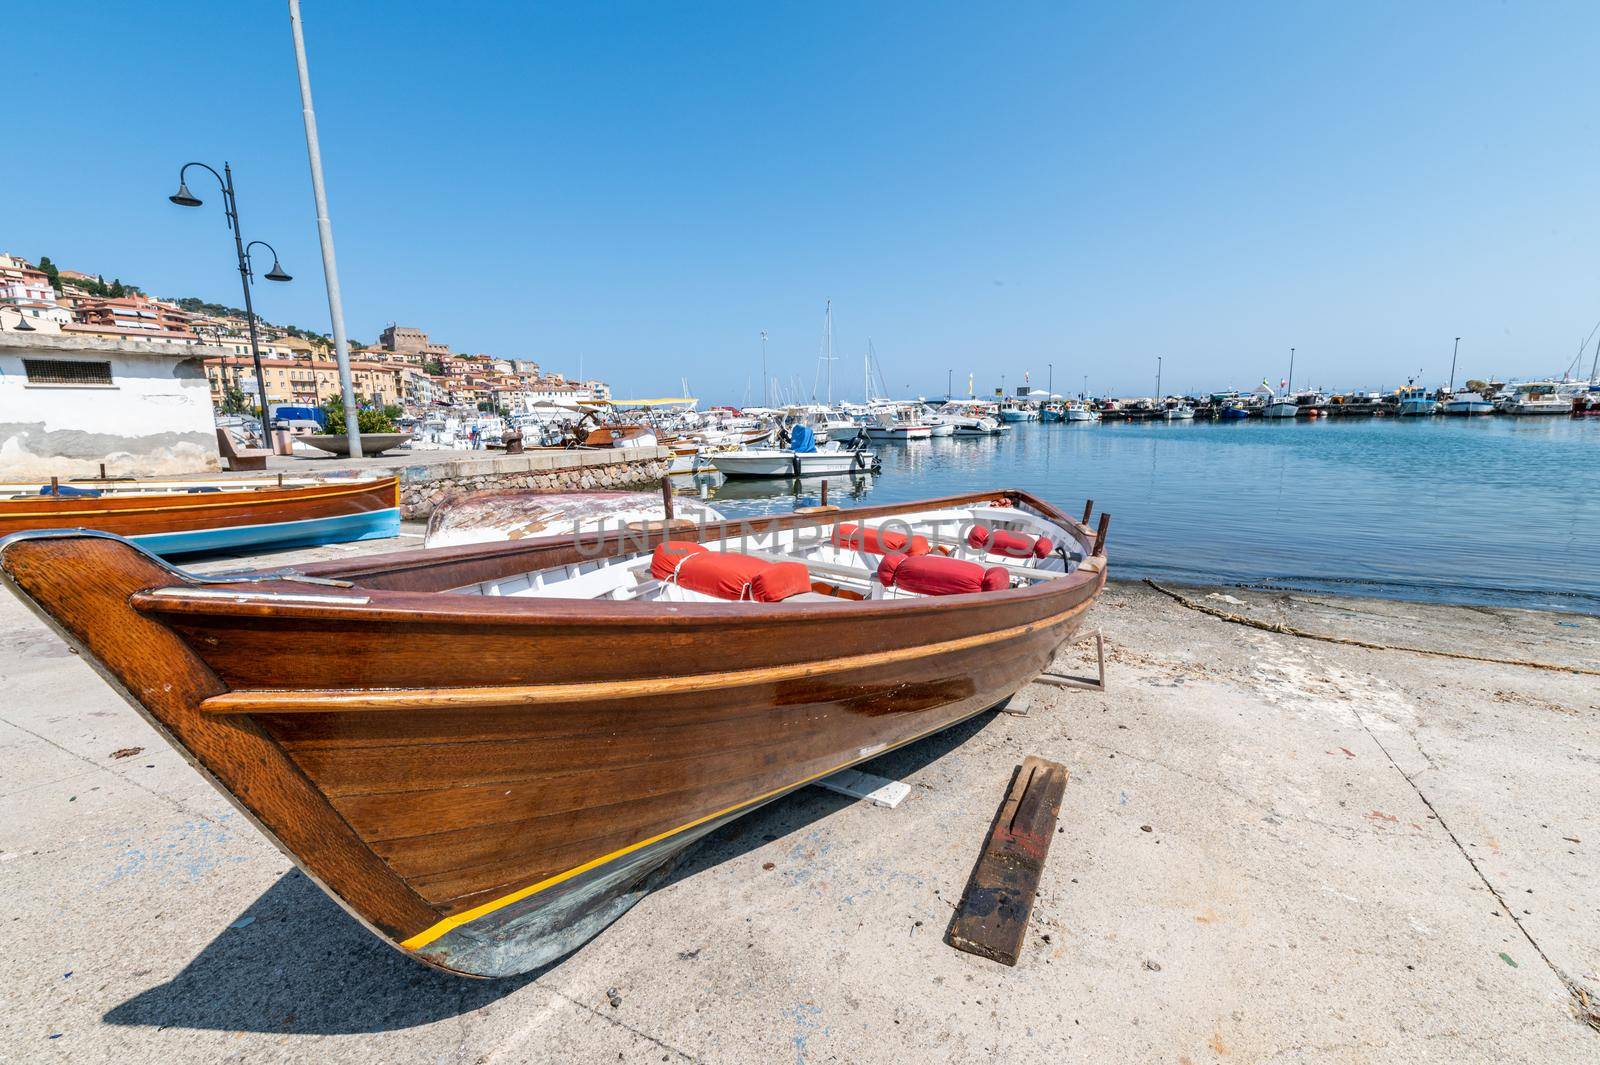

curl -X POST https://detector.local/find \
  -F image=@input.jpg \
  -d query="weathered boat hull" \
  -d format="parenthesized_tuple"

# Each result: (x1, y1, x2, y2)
(0, 489, 1104, 977)
(0, 477, 400, 555)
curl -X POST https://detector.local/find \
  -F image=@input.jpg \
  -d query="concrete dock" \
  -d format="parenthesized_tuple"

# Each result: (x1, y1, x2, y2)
(1, 534, 1596, 1063)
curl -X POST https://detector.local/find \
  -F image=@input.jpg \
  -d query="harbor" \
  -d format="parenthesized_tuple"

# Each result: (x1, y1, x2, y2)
(2, 529, 1595, 1060)
(8, 2, 1600, 1061)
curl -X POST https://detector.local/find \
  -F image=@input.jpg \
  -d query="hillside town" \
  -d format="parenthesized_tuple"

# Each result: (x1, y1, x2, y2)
(0, 251, 610, 419)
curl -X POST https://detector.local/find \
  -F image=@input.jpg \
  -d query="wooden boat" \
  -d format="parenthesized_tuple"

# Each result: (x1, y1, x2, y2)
(0, 475, 400, 555)
(0, 488, 1107, 977)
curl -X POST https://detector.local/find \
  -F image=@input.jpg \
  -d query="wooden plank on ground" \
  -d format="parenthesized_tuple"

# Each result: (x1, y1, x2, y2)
(945, 755, 1068, 966)
(813, 767, 911, 808)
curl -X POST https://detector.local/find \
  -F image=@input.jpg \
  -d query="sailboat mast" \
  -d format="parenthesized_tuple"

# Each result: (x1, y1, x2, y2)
(1155, 356, 1162, 400)
(825, 301, 834, 405)
(1449, 336, 1459, 393)
(1287, 347, 1295, 395)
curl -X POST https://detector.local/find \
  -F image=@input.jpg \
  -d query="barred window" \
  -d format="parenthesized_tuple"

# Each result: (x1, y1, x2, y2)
(23, 359, 115, 386)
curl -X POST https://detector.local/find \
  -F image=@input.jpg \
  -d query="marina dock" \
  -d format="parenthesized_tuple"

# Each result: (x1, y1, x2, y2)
(3, 531, 1593, 1061)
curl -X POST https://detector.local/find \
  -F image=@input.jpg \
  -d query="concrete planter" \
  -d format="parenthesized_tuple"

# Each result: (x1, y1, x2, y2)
(302, 432, 414, 457)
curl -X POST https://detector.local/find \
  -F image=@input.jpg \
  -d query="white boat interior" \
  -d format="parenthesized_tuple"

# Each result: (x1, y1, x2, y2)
(448, 503, 1091, 604)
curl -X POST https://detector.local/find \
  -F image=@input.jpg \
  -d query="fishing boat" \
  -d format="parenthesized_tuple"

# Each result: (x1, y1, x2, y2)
(0, 475, 400, 555)
(1064, 401, 1101, 423)
(0, 487, 1108, 978)
(1263, 348, 1300, 418)
(997, 403, 1038, 423)
(1395, 386, 1437, 416)
(1440, 389, 1494, 416)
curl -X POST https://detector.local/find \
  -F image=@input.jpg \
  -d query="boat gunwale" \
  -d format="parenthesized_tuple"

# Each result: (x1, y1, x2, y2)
(130, 490, 1103, 628)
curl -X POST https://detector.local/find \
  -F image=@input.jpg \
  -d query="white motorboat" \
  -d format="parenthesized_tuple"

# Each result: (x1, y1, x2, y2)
(1162, 403, 1195, 420)
(822, 416, 862, 442)
(1498, 382, 1570, 415)
(862, 410, 933, 440)
(998, 405, 1037, 423)
(711, 443, 880, 478)
(943, 411, 1002, 435)
(1440, 390, 1494, 416)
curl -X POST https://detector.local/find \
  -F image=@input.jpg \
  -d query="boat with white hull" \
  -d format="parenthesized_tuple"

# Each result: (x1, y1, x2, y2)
(1440, 391, 1494, 416)
(712, 443, 880, 479)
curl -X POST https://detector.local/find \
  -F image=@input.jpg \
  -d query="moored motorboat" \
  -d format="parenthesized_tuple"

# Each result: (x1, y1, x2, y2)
(1395, 387, 1438, 416)
(711, 445, 880, 478)
(1440, 389, 1494, 416)
(0, 475, 400, 555)
(0, 488, 1107, 978)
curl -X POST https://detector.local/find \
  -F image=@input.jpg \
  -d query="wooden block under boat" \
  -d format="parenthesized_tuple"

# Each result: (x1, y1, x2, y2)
(946, 756, 1068, 966)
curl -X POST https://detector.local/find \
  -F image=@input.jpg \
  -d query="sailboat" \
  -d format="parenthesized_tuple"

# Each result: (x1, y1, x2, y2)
(1263, 348, 1300, 418)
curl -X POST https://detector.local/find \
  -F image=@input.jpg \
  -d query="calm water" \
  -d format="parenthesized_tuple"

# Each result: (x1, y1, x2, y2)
(683, 416, 1600, 614)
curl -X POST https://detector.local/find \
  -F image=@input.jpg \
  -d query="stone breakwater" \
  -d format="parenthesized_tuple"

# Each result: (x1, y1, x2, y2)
(393, 446, 670, 518)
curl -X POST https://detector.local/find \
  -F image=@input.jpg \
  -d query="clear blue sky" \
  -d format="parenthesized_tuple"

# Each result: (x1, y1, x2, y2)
(10, 2, 1600, 401)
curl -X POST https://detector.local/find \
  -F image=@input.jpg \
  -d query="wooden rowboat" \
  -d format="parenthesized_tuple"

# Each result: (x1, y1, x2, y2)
(0, 475, 401, 555)
(0, 488, 1106, 977)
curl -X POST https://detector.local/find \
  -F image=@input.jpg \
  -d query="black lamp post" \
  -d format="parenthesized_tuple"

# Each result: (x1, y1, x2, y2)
(169, 161, 291, 431)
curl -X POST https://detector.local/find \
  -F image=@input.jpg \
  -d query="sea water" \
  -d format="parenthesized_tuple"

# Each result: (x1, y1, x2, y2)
(691, 416, 1600, 614)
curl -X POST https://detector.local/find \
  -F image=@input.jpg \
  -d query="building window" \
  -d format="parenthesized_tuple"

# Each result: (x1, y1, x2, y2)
(23, 359, 115, 386)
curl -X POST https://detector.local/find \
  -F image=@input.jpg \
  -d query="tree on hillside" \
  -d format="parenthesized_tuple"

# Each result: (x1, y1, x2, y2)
(37, 256, 61, 291)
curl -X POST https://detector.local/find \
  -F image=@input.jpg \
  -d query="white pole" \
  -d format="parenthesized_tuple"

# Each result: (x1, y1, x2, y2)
(288, 0, 362, 458)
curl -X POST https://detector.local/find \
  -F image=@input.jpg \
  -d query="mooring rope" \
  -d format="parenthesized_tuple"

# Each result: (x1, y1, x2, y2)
(1142, 579, 1600, 678)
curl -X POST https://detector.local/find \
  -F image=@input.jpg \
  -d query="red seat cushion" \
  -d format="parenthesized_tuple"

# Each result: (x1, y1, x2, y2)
(652, 541, 708, 580)
(658, 543, 810, 602)
(967, 525, 1054, 559)
(877, 553, 1009, 595)
(833, 522, 930, 556)
(749, 561, 811, 602)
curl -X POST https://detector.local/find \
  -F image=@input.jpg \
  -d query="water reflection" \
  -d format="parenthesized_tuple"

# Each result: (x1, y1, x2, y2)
(675, 418, 1600, 612)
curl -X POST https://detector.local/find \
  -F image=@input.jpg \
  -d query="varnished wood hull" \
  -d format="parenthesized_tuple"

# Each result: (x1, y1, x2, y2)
(0, 477, 401, 554)
(0, 489, 1104, 976)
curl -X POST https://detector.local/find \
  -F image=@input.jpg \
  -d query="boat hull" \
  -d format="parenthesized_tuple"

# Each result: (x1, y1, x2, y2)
(0, 477, 401, 556)
(862, 426, 932, 440)
(0, 489, 1103, 977)
(711, 449, 878, 478)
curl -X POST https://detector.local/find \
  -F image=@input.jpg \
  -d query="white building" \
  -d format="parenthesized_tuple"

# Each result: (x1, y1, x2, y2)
(0, 333, 224, 479)
(0, 253, 72, 332)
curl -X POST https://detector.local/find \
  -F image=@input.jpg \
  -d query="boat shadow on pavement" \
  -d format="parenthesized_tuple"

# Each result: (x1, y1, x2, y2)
(102, 707, 1004, 1035)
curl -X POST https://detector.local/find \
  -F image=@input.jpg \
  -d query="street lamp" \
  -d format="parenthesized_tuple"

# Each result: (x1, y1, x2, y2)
(168, 161, 290, 432)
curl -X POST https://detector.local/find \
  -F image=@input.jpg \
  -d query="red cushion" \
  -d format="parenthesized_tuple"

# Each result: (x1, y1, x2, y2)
(876, 552, 910, 587)
(877, 553, 1009, 596)
(663, 548, 810, 602)
(750, 562, 811, 602)
(651, 541, 708, 580)
(676, 551, 768, 600)
(968, 525, 1054, 559)
(833, 522, 930, 556)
